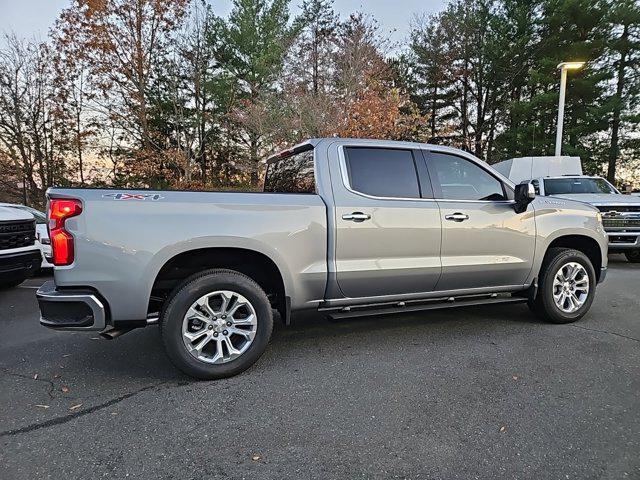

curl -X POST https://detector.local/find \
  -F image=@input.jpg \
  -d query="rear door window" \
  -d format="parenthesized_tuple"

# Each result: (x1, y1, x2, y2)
(344, 147, 421, 199)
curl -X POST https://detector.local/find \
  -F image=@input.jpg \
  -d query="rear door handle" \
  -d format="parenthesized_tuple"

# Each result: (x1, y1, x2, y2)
(342, 212, 371, 222)
(445, 213, 469, 222)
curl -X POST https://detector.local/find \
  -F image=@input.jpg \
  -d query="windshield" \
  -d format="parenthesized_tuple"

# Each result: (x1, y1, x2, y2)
(544, 177, 617, 195)
(9, 205, 46, 224)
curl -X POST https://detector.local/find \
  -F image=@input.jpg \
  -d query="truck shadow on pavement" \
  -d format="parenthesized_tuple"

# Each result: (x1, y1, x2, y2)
(49, 302, 543, 383)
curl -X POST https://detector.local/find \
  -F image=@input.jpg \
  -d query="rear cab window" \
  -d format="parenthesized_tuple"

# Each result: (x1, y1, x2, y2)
(343, 147, 430, 199)
(264, 146, 315, 194)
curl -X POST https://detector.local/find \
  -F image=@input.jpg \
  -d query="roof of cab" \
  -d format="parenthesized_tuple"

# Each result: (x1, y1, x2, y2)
(266, 138, 480, 164)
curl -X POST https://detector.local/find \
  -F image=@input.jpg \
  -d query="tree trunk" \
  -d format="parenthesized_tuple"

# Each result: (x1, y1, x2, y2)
(461, 57, 470, 150)
(76, 109, 84, 185)
(250, 133, 259, 187)
(607, 23, 628, 184)
(312, 25, 319, 95)
(430, 84, 437, 140)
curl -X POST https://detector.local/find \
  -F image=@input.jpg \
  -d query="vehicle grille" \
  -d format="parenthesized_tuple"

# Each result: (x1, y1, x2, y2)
(602, 218, 640, 229)
(0, 220, 36, 251)
(596, 205, 640, 213)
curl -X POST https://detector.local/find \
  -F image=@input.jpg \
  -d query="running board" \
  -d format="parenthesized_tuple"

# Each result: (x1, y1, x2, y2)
(324, 295, 526, 321)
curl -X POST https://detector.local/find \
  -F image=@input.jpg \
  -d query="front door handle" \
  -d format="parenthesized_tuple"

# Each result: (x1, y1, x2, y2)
(445, 212, 469, 222)
(342, 212, 371, 222)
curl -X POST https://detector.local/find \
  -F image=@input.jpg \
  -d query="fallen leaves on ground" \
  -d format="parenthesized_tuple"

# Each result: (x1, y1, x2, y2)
(252, 455, 261, 462)
(61, 386, 70, 393)
(35, 404, 50, 409)
(69, 404, 83, 411)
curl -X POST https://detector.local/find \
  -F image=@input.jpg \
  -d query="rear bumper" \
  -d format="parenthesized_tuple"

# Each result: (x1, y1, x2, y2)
(36, 281, 108, 331)
(0, 250, 41, 280)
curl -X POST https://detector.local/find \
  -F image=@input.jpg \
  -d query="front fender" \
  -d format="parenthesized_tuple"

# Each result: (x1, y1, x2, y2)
(527, 201, 608, 284)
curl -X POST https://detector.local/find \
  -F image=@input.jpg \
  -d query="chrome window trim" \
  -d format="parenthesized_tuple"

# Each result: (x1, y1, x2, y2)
(337, 144, 515, 205)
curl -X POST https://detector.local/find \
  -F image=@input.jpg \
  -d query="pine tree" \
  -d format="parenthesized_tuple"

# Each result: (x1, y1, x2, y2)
(605, 0, 640, 183)
(209, 0, 299, 186)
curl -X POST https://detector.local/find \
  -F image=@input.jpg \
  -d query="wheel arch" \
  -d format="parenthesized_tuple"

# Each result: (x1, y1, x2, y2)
(543, 234, 603, 282)
(147, 244, 291, 324)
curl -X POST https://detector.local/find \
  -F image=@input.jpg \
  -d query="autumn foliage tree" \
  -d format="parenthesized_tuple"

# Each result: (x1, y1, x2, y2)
(54, 0, 190, 186)
(0, 0, 638, 205)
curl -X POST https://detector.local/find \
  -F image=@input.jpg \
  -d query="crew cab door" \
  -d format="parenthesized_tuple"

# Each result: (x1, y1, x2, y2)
(425, 150, 536, 291)
(330, 145, 442, 299)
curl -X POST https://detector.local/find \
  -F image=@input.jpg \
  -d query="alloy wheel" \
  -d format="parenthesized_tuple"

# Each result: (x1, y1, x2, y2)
(552, 262, 589, 314)
(181, 290, 258, 364)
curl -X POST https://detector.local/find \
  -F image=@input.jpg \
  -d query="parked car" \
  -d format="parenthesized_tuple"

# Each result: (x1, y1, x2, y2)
(494, 156, 640, 263)
(0, 206, 41, 289)
(0, 203, 52, 269)
(37, 139, 608, 379)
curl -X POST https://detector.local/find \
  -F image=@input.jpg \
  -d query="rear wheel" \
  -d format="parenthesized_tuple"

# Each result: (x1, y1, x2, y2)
(625, 250, 640, 263)
(528, 248, 596, 324)
(160, 269, 273, 380)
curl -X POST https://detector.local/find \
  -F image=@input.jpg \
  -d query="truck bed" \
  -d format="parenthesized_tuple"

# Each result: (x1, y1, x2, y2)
(49, 188, 328, 322)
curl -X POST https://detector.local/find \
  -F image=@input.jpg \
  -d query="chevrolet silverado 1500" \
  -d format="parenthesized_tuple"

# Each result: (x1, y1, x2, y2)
(37, 139, 608, 379)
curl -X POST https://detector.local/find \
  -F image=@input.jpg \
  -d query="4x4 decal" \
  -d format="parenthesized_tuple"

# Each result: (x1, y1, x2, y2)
(102, 193, 164, 201)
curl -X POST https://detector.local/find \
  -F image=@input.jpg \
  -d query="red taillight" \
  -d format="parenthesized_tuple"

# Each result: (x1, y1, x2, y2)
(48, 199, 82, 266)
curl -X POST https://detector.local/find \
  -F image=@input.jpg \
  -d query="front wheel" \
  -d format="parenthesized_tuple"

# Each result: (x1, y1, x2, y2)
(160, 269, 273, 380)
(528, 248, 596, 324)
(625, 250, 640, 263)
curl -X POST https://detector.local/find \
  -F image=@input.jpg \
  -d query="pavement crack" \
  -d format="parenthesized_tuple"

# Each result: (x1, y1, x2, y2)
(567, 324, 640, 343)
(3, 371, 56, 399)
(0, 380, 189, 438)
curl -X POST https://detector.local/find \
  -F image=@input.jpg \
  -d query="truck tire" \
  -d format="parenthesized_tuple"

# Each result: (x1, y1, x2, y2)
(160, 269, 273, 380)
(625, 251, 640, 263)
(528, 248, 596, 324)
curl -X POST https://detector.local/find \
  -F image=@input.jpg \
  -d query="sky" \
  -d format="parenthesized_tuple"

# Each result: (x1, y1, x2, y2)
(0, 0, 447, 46)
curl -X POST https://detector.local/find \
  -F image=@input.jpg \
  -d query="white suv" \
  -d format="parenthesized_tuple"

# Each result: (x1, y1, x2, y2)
(0, 203, 52, 269)
(0, 206, 41, 289)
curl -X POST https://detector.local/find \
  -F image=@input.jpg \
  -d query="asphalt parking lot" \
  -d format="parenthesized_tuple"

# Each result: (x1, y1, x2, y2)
(1, 257, 638, 480)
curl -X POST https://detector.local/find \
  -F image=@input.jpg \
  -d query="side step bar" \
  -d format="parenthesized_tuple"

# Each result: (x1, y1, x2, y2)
(323, 294, 527, 321)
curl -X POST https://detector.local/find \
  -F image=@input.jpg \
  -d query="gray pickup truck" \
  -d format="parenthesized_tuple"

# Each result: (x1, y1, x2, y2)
(37, 138, 608, 379)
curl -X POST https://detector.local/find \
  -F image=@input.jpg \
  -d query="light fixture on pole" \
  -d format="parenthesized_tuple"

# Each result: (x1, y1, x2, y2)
(555, 61, 585, 156)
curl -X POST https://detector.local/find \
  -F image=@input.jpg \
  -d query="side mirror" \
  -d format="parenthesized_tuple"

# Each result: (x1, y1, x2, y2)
(514, 182, 535, 214)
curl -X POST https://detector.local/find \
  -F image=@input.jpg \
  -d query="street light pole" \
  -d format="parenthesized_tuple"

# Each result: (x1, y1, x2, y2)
(555, 61, 585, 157)
(555, 68, 568, 156)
